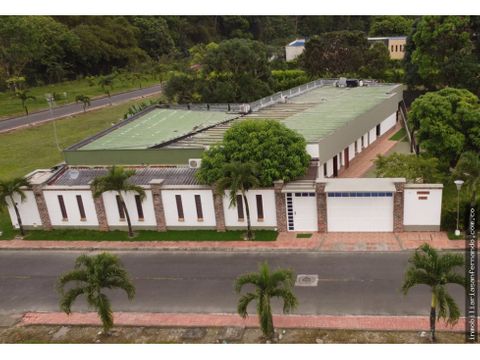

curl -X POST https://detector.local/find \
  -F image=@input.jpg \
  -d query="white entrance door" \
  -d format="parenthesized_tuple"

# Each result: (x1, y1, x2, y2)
(286, 192, 317, 231)
(327, 192, 394, 232)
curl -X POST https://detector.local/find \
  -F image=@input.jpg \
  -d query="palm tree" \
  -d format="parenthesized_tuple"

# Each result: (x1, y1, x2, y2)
(401, 243, 465, 342)
(235, 261, 298, 341)
(215, 162, 259, 240)
(75, 94, 91, 112)
(57, 253, 135, 334)
(15, 90, 35, 115)
(91, 166, 145, 237)
(0, 177, 30, 236)
(98, 75, 116, 105)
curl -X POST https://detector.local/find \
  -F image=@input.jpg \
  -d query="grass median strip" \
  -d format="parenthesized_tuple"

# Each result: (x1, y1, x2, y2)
(19, 229, 278, 242)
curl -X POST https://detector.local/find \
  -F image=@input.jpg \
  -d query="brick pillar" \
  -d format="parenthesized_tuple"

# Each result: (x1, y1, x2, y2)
(32, 185, 52, 231)
(316, 181, 328, 233)
(90, 186, 109, 232)
(213, 192, 226, 232)
(274, 180, 287, 232)
(150, 179, 167, 232)
(393, 182, 404, 232)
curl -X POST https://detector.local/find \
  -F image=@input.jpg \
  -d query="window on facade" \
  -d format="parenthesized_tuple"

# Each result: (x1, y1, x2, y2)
(236, 195, 244, 221)
(391, 45, 394, 52)
(256, 194, 264, 220)
(135, 195, 144, 220)
(361, 136, 364, 148)
(175, 195, 184, 220)
(323, 163, 327, 177)
(76, 195, 86, 220)
(116, 195, 125, 220)
(194, 194, 203, 220)
(58, 195, 68, 220)
(376, 124, 381, 137)
(395, 45, 398, 52)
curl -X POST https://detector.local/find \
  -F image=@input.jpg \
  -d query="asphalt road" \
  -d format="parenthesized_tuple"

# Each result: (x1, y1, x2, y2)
(0, 84, 163, 133)
(0, 251, 466, 316)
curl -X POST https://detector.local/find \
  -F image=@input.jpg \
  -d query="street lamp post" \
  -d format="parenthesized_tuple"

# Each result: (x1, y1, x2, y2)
(454, 180, 464, 236)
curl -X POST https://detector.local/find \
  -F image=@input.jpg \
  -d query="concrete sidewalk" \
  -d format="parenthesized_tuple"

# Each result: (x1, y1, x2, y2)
(0, 232, 468, 252)
(21, 311, 472, 332)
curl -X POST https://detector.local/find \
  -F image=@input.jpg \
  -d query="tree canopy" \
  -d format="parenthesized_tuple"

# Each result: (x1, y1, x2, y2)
(195, 120, 310, 187)
(407, 16, 479, 93)
(374, 153, 441, 183)
(369, 16, 413, 37)
(409, 87, 480, 166)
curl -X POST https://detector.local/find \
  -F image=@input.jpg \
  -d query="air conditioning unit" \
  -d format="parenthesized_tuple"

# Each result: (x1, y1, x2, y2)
(188, 159, 202, 168)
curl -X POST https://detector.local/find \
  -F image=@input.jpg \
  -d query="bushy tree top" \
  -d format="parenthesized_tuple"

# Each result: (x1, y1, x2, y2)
(409, 87, 480, 166)
(195, 119, 311, 187)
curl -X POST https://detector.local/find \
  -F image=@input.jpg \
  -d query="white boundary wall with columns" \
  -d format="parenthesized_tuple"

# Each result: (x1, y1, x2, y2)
(102, 188, 156, 228)
(223, 189, 277, 229)
(6, 190, 42, 229)
(43, 187, 99, 227)
(403, 184, 443, 231)
(162, 189, 216, 228)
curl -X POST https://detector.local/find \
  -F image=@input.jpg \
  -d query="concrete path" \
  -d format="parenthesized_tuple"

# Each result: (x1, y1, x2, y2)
(0, 232, 467, 252)
(21, 312, 472, 332)
(0, 84, 163, 134)
(339, 123, 404, 178)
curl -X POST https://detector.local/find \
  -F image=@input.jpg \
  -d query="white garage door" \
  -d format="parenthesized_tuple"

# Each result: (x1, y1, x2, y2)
(286, 192, 318, 231)
(327, 192, 393, 232)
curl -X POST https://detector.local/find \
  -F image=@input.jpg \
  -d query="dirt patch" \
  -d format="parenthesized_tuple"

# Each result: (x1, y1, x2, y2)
(0, 325, 467, 344)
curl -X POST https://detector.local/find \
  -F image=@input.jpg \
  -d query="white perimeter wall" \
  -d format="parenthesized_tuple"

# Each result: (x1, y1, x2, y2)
(6, 190, 41, 228)
(103, 190, 156, 227)
(162, 189, 216, 227)
(404, 188, 442, 226)
(44, 190, 99, 227)
(223, 189, 277, 228)
(380, 112, 397, 136)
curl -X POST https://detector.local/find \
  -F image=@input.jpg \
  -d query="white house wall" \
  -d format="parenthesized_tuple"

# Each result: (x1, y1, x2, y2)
(306, 143, 319, 159)
(380, 112, 397, 135)
(162, 189, 216, 228)
(102, 190, 156, 227)
(6, 190, 41, 229)
(223, 189, 277, 228)
(369, 127, 377, 144)
(404, 188, 442, 230)
(44, 190, 99, 227)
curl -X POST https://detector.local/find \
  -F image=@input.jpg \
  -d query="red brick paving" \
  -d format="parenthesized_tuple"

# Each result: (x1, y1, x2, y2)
(339, 123, 402, 178)
(0, 231, 471, 252)
(21, 311, 473, 332)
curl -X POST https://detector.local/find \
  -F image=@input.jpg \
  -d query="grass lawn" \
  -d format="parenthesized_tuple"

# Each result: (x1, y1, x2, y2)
(0, 75, 160, 119)
(0, 210, 16, 240)
(389, 128, 407, 141)
(0, 96, 161, 181)
(18, 229, 277, 242)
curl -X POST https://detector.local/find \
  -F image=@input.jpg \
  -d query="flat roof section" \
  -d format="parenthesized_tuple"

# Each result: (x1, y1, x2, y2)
(80, 109, 238, 150)
(280, 85, 398, 142)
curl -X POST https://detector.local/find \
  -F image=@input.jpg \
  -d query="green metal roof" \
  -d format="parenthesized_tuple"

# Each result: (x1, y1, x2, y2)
(280, 85, 399, 142)
(80, 109, 238, 150)
(167, 84, 400, 148)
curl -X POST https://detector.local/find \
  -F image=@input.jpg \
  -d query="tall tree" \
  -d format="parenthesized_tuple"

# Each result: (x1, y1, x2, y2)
(374, 153, 441, 183)
(196, 120, 310, 187)
(402, 243, 465, 342)
(132, 17, 175, 60)
(369, 16, 414, 37)
(409, 87, 480, 167)
(91, 166, 145, 238)
(0, 177, 30, 236)
(57, 253, 135, 334)
(302, 31, 369, 76)
(15, 90, 35, 115)
(235, 261, 298, 340)
(215, 162, 259, 240)
(410, 16, 478, 92)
